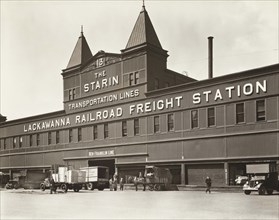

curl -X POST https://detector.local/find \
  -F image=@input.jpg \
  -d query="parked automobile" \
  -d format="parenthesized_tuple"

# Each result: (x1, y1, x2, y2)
(5, 180, 20, 189)
(40, 178, 51, 191)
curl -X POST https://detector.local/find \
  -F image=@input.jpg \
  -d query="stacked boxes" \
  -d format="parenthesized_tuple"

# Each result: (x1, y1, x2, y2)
(80, 167, 98, 182)
(58, 167, 68, 182)
(51, 166, 86, 183)
(66, 170, 86, 183)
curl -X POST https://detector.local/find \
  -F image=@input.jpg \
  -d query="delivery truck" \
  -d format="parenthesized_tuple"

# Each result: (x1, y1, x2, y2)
(41, 166, 86, 193)
(243, 163, 279, 195)
(80, 166, 109, 190)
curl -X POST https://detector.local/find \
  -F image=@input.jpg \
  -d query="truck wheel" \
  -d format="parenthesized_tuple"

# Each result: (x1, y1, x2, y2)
(74, 188, 80, 192)
(267, 189, 273, 195)
(244, 190, 251, 195)
(14, 183, 19, 189)
(61, 184, 68, 193)
(258, 186, 266, 195)
(87, 183, 94, 190)
(40, 184, 46, 191)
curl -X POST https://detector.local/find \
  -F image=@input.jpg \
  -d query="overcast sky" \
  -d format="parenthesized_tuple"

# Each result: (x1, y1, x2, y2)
(1, 0, 278, 121)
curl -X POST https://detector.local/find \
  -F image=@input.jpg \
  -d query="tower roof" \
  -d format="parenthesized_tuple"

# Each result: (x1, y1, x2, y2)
(66, 30, 93, 69)
(125, 6, 162, 50)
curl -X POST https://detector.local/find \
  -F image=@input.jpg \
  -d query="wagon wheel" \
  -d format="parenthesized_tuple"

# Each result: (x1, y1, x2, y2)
(61, 184, 68, 193)
(154, 184, 160, 191)
(148, 184, 154, 191)
(40, 184, 46, 191)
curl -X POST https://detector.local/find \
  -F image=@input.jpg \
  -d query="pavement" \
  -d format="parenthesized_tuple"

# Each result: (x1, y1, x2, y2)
(1, 188, 278, 219)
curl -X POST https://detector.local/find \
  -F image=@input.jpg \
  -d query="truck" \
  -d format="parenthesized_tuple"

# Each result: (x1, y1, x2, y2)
(144, 166, 173, 191)
(41, 166, 86, 193)
(243, 163, 279, 195)
(80, 166, 109, 191)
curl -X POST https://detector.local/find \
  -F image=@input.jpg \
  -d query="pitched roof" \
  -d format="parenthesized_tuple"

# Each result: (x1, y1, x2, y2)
(66, 32, 93, 69)
(125, 6, 162, 50)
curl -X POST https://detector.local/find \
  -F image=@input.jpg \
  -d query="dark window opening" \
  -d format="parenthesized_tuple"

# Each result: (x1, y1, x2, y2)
(69, 129, 73, 143)
(236, 103, 245, 124)
(78, 128, 82, 142)
(134, 119, 140, 136)
(104, 123, 109, 139)
(167, 114, 174, 131)
(256, 100, 266, 121)
(191, 110, 198, 128)
(154, 116, 160, 133)
(207, 107, 215, 127)
(122, 121, 127, 137)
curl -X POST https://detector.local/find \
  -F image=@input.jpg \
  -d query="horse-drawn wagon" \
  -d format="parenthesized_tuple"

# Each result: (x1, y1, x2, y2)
(133, 166, 172, 191)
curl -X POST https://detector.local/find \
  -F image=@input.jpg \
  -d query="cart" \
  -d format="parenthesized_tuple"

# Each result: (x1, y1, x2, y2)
(144, 166, 172, 191)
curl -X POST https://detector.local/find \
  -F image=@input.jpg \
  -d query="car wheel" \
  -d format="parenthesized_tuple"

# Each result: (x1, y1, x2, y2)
(244, 190, 251, 195)
(267, 189, 273, 195)
(258, 186, 266, 195)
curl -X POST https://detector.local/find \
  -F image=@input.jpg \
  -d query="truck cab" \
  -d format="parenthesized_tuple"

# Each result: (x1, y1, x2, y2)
(243, 163, 279, 195)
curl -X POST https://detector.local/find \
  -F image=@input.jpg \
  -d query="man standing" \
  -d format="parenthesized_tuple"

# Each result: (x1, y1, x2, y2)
(205, 176, 212, 193)
(50, 177, 56, 194)
(119, 178, 124, 191)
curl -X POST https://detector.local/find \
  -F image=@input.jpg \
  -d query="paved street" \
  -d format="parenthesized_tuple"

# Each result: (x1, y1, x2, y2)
(0, 188, 278, 219)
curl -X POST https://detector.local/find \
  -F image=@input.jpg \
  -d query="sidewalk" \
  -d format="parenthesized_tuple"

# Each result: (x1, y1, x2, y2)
(177, 185, 243, 193)
(122, 184, 243, 192)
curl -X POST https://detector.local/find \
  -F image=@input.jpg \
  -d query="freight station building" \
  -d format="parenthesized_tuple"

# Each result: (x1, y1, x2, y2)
(0, 6, 279, 188)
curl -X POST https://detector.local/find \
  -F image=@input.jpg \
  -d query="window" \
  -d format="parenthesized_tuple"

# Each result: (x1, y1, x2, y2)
(104, 123, 109, 139)
(78, 128, 82, 142)
(191, 110, 198, 128)
(129, 72, 139, 86)
(207, 107, 215, 127)
(19, 136, 23, 148)
(167, 114, 174, 131)
(69, 129, 73, 143)
(29, 135, 33, 146)
(236, 103, 245, 124)
(135, 72, 139, 85)
(3, 138, 7, 150)
(48, 132, 52, 145)
(165, 82, 170, 88)
(69, 88, 76, 100)
(73, 88, 76, 99)
(56, 131, 60, 144)
(129, 73, 134, 86)
(13, 137, 17, 148)
(256, 100, 266, 121)
(69, 89, 73, 100)
(154, 78, 159, 89)
(122, 121, 127, 137)
(134, 119, 140, 136)
(93, 125, 98, 140)
(154, 116, 160, 133)
(36, 134, 40, 146)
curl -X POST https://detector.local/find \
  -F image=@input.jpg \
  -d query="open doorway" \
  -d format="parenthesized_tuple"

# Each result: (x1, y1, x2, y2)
(88, 159, 115, 179)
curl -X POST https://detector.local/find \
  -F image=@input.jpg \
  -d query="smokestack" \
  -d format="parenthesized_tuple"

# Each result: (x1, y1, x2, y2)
(208, 36, 213, 79)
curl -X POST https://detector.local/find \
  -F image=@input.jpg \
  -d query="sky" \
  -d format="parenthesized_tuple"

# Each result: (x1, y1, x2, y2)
(1, 0, 278, 121)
